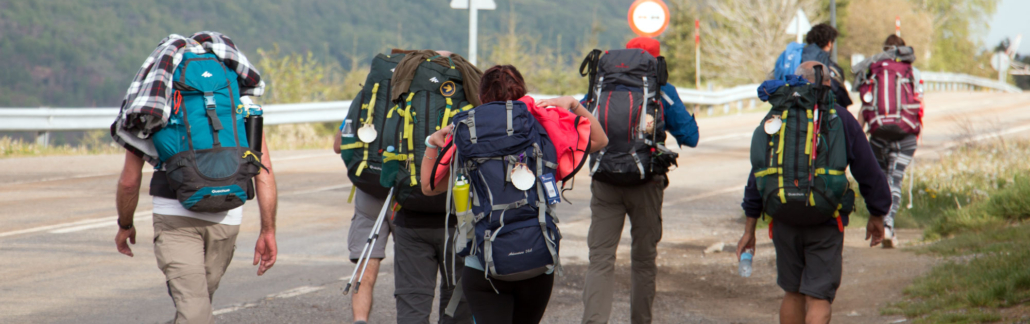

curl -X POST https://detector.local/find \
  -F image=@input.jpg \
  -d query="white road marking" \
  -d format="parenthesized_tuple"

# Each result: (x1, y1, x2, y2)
(268, 285, 325, 298)
(271, 152, 338, 162)
(49, 212, 152, 233)
(664, 185, 743, 207)
(697, 132, 752, 144)
(212, 303, 259, 316)
(3, 153, 332, 186)
(1, 178, 348, 239)
(0, 210, 144, 238)
(280, 184, 351, 197)
(938, 123, 1030, 151)
(212, 276, 352, 316)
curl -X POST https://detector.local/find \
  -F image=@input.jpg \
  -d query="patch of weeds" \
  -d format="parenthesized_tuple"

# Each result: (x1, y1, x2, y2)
(886, 224, 1030, 323)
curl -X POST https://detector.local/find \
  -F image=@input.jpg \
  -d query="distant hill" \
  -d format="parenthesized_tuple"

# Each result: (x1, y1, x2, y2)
(0, 0, 632, 107)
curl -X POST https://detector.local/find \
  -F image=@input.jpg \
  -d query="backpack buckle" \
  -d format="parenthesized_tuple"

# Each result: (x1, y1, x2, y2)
(204, 92, 216, 109)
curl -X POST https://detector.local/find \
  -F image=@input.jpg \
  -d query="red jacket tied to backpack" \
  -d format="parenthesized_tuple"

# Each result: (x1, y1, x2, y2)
(433, 96, 591, 185)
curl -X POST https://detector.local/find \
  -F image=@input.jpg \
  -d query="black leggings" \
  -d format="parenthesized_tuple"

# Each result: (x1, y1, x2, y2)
(461, 267, 554, 324)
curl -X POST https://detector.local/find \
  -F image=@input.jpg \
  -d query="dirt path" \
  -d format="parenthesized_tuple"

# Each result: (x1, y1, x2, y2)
(535, 92, 1030, 323)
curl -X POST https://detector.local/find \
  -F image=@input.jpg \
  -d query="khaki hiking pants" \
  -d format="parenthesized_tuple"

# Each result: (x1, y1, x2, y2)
(582, 176, 665, 324)
(153, 214, 240, 324)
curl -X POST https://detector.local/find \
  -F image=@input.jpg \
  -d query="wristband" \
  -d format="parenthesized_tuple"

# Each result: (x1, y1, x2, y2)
(425, 136, 439, 149)
(117, 219, 133, 230)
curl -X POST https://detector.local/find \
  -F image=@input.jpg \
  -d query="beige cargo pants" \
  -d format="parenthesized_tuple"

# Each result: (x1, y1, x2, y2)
(153, 214, 239, 324)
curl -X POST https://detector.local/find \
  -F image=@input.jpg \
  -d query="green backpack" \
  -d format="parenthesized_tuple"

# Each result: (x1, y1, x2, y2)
(381, 57, 474, 214)
(749, 82, 855, 227)
(340, 53, 406, 199)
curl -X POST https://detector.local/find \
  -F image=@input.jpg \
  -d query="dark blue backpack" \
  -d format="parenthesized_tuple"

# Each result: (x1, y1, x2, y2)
(774, 42, 806, 81)
(450, 100, 562, 281)
(151, 52, 263, 212)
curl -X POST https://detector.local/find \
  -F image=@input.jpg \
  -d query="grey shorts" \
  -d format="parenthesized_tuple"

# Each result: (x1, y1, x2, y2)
(772, 221, 844, 302)
(347, 188, 395, 262)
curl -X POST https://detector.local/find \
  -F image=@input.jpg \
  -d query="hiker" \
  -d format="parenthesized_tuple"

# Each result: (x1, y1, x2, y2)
(387, 49, 480, 323)
(421, 64, 606, 324)
(333, 134, 395, 324)
(851, 35, 923, 248)
(112, 32, 277, 324)
(774, 23, 853, 108)
(578, 37, 698, 324)
(334, 52, 406, 324)
(737, 61, 891, 324)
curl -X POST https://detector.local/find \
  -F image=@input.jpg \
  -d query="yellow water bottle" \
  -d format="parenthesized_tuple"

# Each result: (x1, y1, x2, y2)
(453, 176, 470, 215)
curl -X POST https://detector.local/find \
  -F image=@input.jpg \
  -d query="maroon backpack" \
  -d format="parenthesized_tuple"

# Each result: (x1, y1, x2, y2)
(858, 59, 922, 139)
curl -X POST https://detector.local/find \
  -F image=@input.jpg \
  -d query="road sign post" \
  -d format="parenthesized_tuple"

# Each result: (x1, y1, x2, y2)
(450, 0, 496, 65)
(695, 19, 700, 90)
(895, 16, 901, 37)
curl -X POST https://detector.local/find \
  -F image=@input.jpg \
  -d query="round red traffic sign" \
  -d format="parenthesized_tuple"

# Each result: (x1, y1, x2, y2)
(628, 0, 670, 38)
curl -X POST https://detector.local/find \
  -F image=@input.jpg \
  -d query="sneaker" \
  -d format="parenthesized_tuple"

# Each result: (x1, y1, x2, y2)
(882, 226, 895, 249)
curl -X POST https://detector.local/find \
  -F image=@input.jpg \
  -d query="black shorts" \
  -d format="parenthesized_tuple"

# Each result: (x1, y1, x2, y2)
(772, 221, 844, 302)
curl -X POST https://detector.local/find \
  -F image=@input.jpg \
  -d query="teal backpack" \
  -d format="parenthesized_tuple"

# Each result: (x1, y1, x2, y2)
(152, 52, 264, 212)
(749, 77, 855, 227)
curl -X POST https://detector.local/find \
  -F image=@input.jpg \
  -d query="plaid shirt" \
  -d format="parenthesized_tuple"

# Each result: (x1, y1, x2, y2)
(111, 31, 265, 165)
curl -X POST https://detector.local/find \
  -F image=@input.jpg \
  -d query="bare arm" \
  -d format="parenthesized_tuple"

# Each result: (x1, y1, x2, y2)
(420, 125, 453, 196)
(115, 150, 145, 257)
(253, 134, 278, 275)
(572, 100, 607, 153)
(333, 130, 342, 154)
(735, 216, 759, 260)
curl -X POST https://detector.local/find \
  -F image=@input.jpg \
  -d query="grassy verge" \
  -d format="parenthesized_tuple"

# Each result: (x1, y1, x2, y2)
(848, 139, 1030, 238)
(0, 131, 122, 158)
(882, 224, 1030, 323)
(870, 139, 1030, 322)
(264, 122, 338, 151)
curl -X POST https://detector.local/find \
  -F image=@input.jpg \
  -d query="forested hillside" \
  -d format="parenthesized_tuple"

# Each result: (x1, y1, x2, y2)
(0, 0, 631, 107)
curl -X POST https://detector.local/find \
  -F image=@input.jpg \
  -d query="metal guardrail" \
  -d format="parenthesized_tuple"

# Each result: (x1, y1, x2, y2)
(0, 101, 351, 146)
(920, 71, 1022, 93)
(0, 71, 1021, 146)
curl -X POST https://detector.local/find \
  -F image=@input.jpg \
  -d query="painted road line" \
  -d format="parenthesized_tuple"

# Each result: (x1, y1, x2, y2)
(663, 185, 743, 207)
(938, 123, 1030, 151)
(2, 180, 347, 238)
(48, 210, 152, 234)
(271, 152, 338, 162)
(0, 217, 118, 238)
(280, 184, 351, 197)
(698, 132, 752, 144)
(50, 212, 151, 233)
(269, 285, 325, 298)
(0, 211, 148, 238)
(213, 276, 352, 316)
(4, 153, 329, 187)
(212, 303, 260, 316)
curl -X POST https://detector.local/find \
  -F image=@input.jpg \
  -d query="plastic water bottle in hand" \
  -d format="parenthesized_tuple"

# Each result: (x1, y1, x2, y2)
(739, 249, 754, 278)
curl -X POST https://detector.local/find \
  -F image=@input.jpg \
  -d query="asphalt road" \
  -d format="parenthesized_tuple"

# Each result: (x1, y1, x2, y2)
(2, 91, 1029, 323)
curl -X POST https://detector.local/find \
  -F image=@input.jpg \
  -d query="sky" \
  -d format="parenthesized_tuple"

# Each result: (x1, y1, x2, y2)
(985, 0, 1030, 55)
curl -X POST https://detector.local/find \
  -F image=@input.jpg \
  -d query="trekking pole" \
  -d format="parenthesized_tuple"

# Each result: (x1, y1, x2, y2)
(343, 187, 394, 295)
(353, 188, 395, 293)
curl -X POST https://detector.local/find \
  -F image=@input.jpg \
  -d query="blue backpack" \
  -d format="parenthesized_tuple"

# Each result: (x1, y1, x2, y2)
(151, 52, 264, 212)
(449, 100, 562, 281)
(773, 42, 806, 81)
